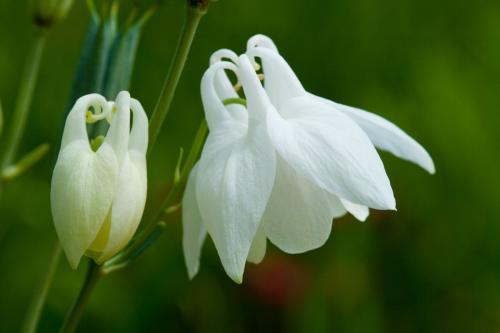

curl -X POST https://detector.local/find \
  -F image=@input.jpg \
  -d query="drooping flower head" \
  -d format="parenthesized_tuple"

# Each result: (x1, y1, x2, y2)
(183, 35, 434, 283)
(51, 91, 148, 268)
(246, 34, 435, 174)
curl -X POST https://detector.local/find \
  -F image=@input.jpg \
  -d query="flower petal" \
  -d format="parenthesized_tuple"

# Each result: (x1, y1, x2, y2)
(210, 49, 248, 125)
(102, 91, 131, 163)
(128, 98, 149, 154)
(246, 47, 306, 110)
(262, 157, 346, 254)
(311, 94, 435, 174)
(266, 96, 396, 210)
(201, 61, 243, 131)
(340, 199, 369, 222)
(182, 164, 207, 279)
(95, 150, 147, 262)
(60, 94, 108, 149)
(247, 34, 279, 53)
(196, 123, 276, 283)
(247, 224, 267, 264)
(96, 99, 149, 262)
(51, 140, 119, 268)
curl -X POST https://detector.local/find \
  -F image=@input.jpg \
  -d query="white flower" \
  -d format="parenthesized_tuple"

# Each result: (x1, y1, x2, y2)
(51, 91, 148, 269)
(183, 37, 434, 283)
(246, 34, 435, 175)
(183, 59, 277, 283)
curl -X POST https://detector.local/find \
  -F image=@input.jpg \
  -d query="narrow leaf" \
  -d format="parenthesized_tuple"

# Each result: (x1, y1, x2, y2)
(101, 221, 167, 274)
(66, 10, 101, 109)
(173, 148, 184, 185)
(2, 143, 50, 181)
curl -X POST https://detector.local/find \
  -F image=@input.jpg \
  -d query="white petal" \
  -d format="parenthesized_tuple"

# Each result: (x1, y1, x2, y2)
(247, 34, 279, 53)
(128, 98, 149, 154)
(201, 61, 243, 131)
(182, 164, 207, 279)
(237, 54, 279, 122)
(311, 94, 435, 174)
(262, 157, 346, 254)
(247, 224, 267, 264)
(103, 91, 131, 164)
(340, 199, 369, 222)
(94, 150, 147, 262)
(196, 123, 276, 283)
(266, 96, 396, 210)
(51, 141, 119, 268)
(209, 49, 248, 124)
(246, 47, 306, 110)
(60, 94, 108, 149)
(91, 95, 149, 262)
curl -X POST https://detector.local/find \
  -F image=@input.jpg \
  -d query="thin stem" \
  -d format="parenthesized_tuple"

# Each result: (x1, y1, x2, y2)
(147, 5, 206, 156)
(1, 29, 47, 170)
(59, 261, 102, 333)
(21, 243, 62, 333)
(223, 97, 247, 107)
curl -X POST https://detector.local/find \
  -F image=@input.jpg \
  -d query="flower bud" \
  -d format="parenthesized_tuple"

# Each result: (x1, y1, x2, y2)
(51, 91, 148, 269)
(33, 0, 74, 28)
(188, 0, 211, 13)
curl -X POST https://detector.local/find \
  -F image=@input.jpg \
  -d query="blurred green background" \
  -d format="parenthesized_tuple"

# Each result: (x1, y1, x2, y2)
(1, 0, 500, 332)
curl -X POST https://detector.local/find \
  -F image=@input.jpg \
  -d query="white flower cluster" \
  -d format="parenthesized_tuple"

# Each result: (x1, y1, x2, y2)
(183, 35, 434, 283)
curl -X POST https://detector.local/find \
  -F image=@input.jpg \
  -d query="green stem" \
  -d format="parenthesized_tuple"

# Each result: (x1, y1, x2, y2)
(21, 243, 62, 333)
(147, 4, 206, 156)
(59, 261, 102, 333)
(223, 97, 247, 107)
(1, 29, 47, 170)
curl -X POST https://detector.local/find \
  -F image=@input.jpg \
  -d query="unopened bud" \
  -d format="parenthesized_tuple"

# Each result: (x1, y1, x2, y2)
(33, 0, 74, 28)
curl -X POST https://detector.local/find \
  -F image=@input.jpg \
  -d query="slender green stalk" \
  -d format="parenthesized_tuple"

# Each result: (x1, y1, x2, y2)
(59, 261, 102, 333)
(1, 29, 47, 170)
(21, 243, 62, 333)
(147, 5, 206, 156)
(223, 97, 247, 107)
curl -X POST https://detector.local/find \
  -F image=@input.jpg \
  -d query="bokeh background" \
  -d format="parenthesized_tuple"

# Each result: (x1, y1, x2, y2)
(1, 0, 500, 332)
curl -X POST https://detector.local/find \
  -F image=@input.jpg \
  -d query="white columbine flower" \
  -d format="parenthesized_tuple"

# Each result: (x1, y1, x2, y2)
(246, 34, 435, 175)
(183, 59, 277, 283)
(183, 37, 434, 283)
(51, 91, 148, 269)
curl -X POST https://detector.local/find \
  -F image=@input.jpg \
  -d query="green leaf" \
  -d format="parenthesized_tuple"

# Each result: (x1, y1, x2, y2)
(93, 5, 118, 96)
(101, 221, 167, 275)
(103, 22, 143, 99)
(66, 9, 101, 109)
(173, 148, 184, 185)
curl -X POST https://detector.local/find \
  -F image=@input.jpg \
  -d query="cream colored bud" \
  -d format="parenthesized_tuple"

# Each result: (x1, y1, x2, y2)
(51, 92, 149, 268)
